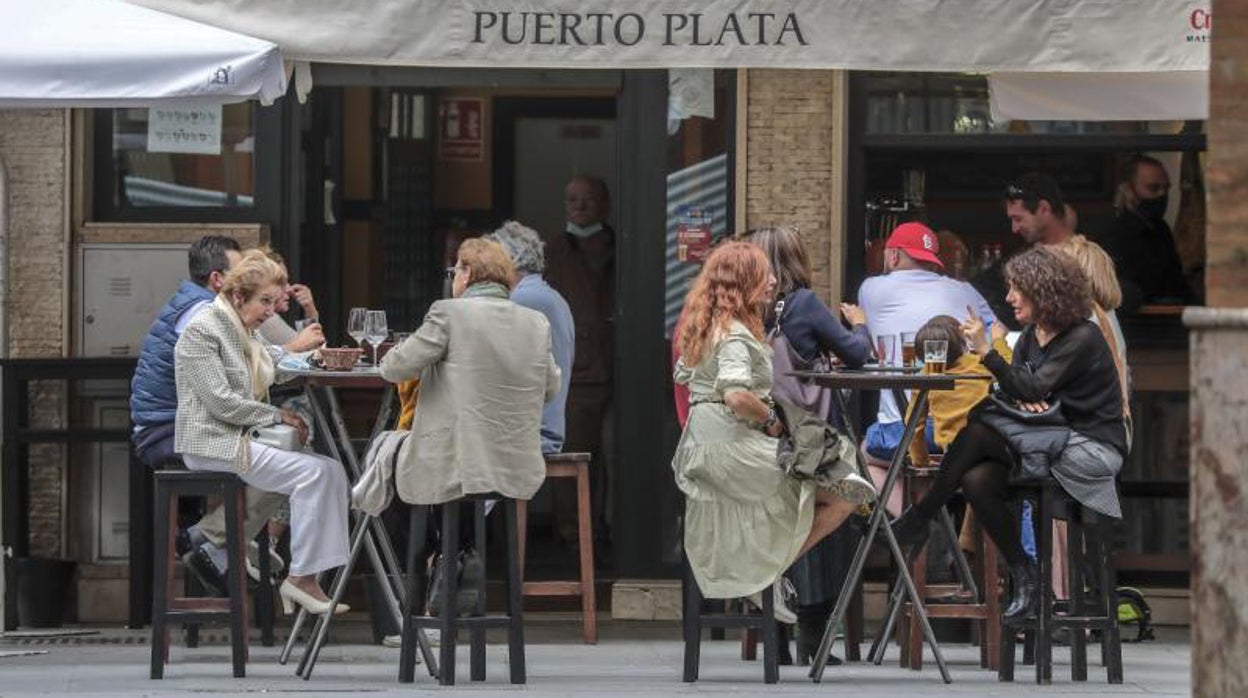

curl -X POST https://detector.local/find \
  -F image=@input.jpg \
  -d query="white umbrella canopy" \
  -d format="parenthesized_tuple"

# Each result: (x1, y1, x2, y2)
(0, 0, 286, 108)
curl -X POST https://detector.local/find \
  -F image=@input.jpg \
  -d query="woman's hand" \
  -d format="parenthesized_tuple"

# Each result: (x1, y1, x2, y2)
(285, 323, 325, 353)
(840, 302, 867, 327)
(961, 305, 990, 356)
(765, 420, 785, 438)
(279, 409, 310, 443)
(990, 319, 1008, 344)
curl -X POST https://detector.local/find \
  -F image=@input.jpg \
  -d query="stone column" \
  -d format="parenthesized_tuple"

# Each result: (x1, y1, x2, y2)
(1189, 1, 1248, 695)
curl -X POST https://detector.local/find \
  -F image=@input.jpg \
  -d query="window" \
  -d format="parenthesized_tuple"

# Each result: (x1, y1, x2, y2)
(93, 103, 261, 219)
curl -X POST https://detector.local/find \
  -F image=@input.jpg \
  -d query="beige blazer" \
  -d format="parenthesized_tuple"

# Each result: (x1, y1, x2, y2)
(380, 295, 561, 505)
(174, 301, 283, 465)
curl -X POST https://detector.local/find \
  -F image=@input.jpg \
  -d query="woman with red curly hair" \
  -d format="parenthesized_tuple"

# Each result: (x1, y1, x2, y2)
(672, 242, 873, 623)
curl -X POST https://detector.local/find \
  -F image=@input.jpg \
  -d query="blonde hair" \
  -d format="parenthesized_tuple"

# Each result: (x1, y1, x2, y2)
(220, 249, 287, 301)
(458, 238, 516, 289)
(1050, 235, 1122, 311)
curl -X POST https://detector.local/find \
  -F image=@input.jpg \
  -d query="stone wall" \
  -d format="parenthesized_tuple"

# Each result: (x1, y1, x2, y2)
(1191, 1, 1248, 694)
(743, 69, 846, 303)
(1, 109, 70, 558)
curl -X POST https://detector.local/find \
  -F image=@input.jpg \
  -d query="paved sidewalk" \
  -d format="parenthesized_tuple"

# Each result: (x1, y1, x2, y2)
(0, 620, 1190, 697)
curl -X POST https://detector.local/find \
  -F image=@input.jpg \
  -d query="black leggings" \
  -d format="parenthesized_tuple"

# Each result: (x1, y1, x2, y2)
(911, 420, 1028, 567)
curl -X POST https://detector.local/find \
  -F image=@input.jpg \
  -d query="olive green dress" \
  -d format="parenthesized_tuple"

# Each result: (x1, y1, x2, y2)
(673, 321, 816, 599)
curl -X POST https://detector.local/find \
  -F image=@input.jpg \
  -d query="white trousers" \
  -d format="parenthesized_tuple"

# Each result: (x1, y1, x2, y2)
(184, 444, 350, 576)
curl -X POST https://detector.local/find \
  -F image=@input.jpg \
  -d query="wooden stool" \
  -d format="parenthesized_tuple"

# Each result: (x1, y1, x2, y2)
(398, 495, 526, 686)
(515, 452, 597, 644)
(682, 557, 780, 684)
(150, 471, 249, 679)
(1000, 478, 1124, 685)
(896, 461, 1002, 672)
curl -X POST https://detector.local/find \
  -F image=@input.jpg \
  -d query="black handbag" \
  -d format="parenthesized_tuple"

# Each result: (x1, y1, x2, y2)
(974, 392, 1071, 482)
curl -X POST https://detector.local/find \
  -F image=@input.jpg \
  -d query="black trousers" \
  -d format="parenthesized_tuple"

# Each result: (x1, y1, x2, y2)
(911, 420, 1030, 567)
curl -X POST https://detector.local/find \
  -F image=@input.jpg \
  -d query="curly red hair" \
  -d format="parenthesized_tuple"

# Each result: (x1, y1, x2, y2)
(678, 242, 773, 366)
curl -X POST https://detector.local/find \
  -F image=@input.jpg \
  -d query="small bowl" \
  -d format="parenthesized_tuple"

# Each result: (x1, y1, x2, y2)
(319, 347, 363, 371)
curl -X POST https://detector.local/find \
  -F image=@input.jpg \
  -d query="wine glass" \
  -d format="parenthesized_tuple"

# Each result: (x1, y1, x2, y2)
(347, 307, 367, 351)
(365, 310, 389, 367)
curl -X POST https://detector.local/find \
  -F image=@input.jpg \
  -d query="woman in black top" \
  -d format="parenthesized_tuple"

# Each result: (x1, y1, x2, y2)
(892, 246, 1126, 622)
(748, 226, 873, 664)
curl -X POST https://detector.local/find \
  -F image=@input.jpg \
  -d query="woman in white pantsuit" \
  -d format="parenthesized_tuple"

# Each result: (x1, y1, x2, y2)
(175, 249, 350, 615)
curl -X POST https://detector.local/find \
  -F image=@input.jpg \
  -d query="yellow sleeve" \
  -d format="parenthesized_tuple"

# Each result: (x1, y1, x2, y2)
(396, 378, 420, 430)
(905, 394, 930, 467)
(991, 337, 1013, 363)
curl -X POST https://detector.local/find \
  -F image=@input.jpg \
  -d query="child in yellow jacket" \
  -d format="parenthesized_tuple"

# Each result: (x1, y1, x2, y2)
(905, 315, 1012, 553)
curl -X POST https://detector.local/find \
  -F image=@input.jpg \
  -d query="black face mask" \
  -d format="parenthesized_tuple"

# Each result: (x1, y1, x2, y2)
(1138, 195, 1169, 220)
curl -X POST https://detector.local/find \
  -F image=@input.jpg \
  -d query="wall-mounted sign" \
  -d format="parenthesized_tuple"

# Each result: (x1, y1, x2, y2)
(146, 106, 223, 155)
(675, 204, 713, 263)
(438, 97, 484, 161)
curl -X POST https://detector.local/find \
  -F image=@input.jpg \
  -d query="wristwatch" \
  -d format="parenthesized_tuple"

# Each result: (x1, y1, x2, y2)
(759, 408, 780, 433)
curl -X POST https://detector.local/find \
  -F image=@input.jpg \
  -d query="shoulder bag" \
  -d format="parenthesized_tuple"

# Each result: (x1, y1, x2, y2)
(974, 391, 1071, 482)
(767, 295, 835, 422)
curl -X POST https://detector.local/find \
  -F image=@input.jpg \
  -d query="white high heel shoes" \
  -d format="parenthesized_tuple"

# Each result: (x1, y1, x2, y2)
(279, 579, 350, 615)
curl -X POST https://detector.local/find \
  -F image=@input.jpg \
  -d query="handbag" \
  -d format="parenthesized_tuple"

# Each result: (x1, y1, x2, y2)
(767, 296, 835, 422)
(248, 423, 302, 451)
(974, 392, 1071, 482)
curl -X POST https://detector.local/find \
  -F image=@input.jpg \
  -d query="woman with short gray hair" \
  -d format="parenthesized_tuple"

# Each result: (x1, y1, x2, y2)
(490, 220, 547, 275)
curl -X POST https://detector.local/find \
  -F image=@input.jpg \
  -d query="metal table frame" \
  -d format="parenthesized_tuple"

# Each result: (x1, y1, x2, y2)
(277, 368, 438, 679)
(793, 370, 991, 684)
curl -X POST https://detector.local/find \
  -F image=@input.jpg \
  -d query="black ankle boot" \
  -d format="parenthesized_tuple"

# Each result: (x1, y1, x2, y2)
(1003, 560, 1040, 623)
(794, 607, 843, 667)
(890, 507, 930, 557)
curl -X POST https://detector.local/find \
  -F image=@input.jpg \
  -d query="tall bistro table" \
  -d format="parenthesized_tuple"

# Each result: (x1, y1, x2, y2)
(790, 368, 992, 684)
(279, 366, 438, 679)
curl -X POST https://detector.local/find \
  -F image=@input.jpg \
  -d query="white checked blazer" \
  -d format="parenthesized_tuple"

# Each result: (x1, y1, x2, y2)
(174, 301, 283, 466)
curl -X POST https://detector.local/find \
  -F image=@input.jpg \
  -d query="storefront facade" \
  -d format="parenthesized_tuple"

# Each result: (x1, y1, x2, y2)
(1, 1, 1211, 626)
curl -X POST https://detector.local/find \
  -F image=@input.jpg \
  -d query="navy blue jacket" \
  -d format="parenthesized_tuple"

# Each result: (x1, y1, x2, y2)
(771, 288, 872, 367)
(130, 281, 215, 428)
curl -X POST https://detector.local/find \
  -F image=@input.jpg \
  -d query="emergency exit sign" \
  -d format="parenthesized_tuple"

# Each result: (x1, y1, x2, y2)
(438, 97, 484, 161)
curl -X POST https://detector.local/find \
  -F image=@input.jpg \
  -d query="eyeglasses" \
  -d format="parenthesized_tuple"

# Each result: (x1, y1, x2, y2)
(444, 266, 457, 280)
(1004, 184, 1040, 202)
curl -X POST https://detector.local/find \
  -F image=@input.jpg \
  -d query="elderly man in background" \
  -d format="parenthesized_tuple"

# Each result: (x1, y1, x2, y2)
(544, 175, 615, 557)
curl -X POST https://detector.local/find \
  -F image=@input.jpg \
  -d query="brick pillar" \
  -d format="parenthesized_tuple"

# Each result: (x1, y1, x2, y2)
(744, 69, 845, 302)
(1188, 2, 1248, 695)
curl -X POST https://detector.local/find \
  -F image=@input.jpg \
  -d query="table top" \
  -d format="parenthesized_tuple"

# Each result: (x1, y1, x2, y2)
(287, 366, 389, 388)
(789, 369, 993, 391)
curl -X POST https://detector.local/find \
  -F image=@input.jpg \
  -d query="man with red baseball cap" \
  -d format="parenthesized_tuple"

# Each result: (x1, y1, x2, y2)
(855, 222, 997, 463)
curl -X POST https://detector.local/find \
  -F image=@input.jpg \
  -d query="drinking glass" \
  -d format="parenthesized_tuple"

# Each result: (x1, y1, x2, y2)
(347, 307, 367, 350)
(875, 334, 897, 366)
(901, 332, 918, 367)
(365, 310, 389, 366)
(924, 339, 949, 374)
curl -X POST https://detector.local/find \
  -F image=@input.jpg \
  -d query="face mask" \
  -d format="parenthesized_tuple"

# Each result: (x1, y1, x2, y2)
(1138, 195, 1168, 220)
(566, 221, 604, 238)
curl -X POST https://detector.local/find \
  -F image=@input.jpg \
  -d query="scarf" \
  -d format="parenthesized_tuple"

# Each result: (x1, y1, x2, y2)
(461, 282, 511, 300)
(214, 294, 275, 472)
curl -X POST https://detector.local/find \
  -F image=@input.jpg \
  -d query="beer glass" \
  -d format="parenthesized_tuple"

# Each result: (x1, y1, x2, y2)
(901, 332, 917, 367)
(924, 339, 949, 374)
(875, 334, 897, 366)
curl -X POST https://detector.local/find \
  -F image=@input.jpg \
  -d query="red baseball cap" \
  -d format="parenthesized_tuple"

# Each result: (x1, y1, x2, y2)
(885, 222, 944, 268)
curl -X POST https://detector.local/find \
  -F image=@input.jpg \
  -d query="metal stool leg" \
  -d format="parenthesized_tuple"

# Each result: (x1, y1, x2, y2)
(504, 499, 527, 684)
(399, 506, 428, 683)
(224, 482, 248, 678)
(470, 502, 487, 682)
(150, 481, 173, 680)
(682, 558, 701, 682)
(438, 504, 459, 686)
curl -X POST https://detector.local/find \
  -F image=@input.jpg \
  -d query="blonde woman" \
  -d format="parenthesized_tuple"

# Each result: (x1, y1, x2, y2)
(175, 249, 350, 615)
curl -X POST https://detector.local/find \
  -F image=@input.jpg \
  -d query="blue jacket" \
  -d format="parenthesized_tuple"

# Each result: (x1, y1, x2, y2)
(130, 281, 216, 428)
(511, 274, 575, 454)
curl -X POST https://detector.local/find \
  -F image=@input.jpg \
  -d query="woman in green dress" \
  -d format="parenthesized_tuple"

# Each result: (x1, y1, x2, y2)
(673, 242, 874, 622)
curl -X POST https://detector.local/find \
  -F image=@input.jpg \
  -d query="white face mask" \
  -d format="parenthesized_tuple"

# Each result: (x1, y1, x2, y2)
(566, 221, 604, 238)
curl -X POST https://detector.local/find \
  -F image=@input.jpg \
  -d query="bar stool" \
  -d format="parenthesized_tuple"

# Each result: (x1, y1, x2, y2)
(150, 470, 249, 679)
(682, 556, 780, 684)
(398, 494, 526, 686)
(893, 459, 1002, 672)
(515, 452, 597, 644)
(999, 478, 1124, 685)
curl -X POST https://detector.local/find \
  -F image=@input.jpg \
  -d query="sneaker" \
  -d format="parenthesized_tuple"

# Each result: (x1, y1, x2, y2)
(382, 629, 440, 648)
(244, 540, 285, 584)
(747, 577, 798, 625)
(181, 545, 227, 597)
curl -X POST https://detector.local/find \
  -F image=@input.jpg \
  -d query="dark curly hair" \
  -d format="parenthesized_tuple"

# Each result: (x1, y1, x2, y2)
(1004, 246, 1092, 333)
